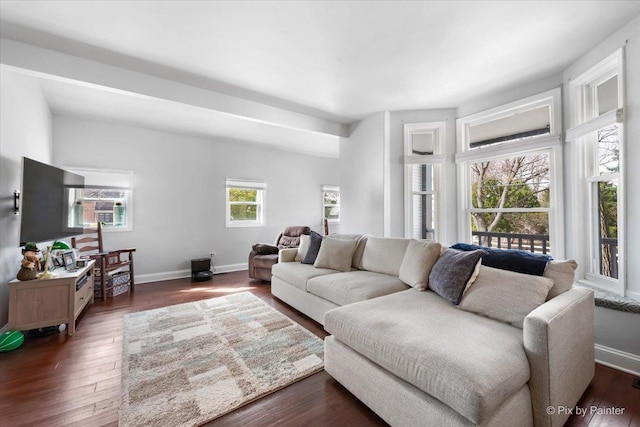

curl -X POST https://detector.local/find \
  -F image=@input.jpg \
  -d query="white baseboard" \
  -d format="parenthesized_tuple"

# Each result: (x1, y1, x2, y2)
(595, 344, 640, 376)
(135, 263, 248, 284)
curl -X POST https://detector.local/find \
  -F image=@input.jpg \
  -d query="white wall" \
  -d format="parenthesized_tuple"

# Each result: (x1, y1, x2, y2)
(0, 70, 52, 327)
(388, 109, 457, 242)
(339, 112, 386, 236)
(52, 116, 339, 281)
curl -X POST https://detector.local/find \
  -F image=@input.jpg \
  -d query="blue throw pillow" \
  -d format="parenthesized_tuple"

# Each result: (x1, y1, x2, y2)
(451, 243, 551, 276)
(301, 231, 323, 264)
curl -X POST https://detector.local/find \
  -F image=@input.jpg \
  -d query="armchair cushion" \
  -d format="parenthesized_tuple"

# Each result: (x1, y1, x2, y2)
(253, 254, 279, 269)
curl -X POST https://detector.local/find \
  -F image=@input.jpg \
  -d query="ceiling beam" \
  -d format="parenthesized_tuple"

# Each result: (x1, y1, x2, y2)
(0, 38, 350, 138)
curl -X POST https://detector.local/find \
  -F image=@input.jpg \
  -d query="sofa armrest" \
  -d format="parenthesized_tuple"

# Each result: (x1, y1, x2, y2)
(523, 287, 595, 427)
(279, 248, 298, 263)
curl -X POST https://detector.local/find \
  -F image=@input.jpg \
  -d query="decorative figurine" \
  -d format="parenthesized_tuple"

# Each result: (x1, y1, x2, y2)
(16, 242, 41, 281)
(37, 246, 56, 279)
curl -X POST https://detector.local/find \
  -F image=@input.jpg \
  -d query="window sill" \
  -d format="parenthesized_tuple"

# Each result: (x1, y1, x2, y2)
(226, 222, 265, 228)
(575, 282, 640, 314)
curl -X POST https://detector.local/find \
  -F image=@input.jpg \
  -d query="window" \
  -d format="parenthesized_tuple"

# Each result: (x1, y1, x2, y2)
(456, 88, 563, 256)
(225, 179, 266, 227)
(322, 185, 340, 223)
(65, 167, 133, 231)
(404, 122, 445, 240)
(567, 49, 624, 294)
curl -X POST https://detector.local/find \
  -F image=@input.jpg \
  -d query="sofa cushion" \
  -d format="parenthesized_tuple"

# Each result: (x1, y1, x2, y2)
(458, 266, 554, 328)
(301, 231, 323, 264)
(271, 262, 338, 291)
(314, 237, 358, 272)
(307, 271, 409, 306)
(429, 248, 485, 304)
(544, 259, 578, 300)
(324, 290, 529, 424)
(359, 237, 410, 276)
(398, 240, 442, 291)
(451, 243, 551, 276)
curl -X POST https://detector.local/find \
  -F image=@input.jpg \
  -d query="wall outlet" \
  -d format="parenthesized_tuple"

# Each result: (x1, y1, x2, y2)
(210, 252, 217, 257)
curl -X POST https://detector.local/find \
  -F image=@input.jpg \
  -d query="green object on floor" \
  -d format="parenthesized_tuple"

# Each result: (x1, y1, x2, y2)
(0, 330, 24, 352)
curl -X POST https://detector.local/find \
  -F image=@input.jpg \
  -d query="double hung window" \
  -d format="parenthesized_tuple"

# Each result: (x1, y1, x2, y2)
(456, 89, 563, 256)
(404, 122, 445, 240)
(567, 49, 625, 293)
(322, 186, 340, 223)
(225, 179, 266, 227)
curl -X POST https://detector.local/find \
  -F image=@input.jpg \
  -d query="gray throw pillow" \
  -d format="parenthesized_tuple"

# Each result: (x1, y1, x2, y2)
(428, 248, 485, 304)
(314, 237, 358, 272)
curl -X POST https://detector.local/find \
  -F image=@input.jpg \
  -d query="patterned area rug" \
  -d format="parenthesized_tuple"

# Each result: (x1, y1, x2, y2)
(119, 292, 324, 427)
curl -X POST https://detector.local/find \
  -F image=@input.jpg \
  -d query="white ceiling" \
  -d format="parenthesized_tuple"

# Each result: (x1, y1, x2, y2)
(1, 1, 639, 156)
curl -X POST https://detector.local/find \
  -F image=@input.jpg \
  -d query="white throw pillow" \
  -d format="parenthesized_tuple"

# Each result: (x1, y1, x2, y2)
(314, 237, 358, 272)
(543, 260, 578, 300)
(458, 265, 554, 328)
(398, 240, 442, 291)
(295, 234, 311, 262)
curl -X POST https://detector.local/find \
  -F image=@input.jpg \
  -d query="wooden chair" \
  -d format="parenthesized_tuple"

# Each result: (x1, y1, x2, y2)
(71, 222, 136, 300)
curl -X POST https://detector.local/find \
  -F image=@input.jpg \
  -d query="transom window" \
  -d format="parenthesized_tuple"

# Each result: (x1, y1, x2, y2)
(225, 179, 266, 227)
(456, 88, 563, 257)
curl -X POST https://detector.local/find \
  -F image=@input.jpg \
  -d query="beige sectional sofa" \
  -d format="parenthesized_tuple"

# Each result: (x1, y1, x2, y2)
(271, 235, 595, 427)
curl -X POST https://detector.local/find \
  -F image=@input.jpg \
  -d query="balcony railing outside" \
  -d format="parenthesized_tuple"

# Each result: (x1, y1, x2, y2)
(472, 231, 550, 254)
(471, 231, 619, 279)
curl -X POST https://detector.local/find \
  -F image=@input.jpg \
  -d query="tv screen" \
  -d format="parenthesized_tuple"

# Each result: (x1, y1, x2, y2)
(19, 157, 85, 246)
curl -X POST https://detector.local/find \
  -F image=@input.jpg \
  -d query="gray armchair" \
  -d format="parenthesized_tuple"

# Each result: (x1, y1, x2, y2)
(248, 226, 311, 281)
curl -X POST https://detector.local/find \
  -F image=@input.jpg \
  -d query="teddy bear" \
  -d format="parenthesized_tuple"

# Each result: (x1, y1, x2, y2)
(16, 242, 42, 281)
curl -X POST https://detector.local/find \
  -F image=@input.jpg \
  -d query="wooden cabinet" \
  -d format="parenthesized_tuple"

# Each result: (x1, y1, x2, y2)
(8, 260, 95, 336)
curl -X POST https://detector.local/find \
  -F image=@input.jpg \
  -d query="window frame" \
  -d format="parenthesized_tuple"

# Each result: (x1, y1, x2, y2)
(65, 167, 134, 232)
(566, 48, 625, 295)
(403, 122, 446, 241)
(322, 185, 340, 224)
(225, 179, 266, 228)
(455, 88, 565, 257)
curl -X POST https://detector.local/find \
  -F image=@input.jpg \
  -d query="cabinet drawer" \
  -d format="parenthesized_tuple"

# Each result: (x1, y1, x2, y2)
(75, 282, 93, 311)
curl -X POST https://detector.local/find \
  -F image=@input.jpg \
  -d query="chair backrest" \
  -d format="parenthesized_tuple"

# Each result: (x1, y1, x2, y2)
(71, 222, 104, 255)
(277, 226, 311, 249)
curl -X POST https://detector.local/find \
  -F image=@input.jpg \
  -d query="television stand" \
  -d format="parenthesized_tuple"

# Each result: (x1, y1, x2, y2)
(8, 260, 95, 336)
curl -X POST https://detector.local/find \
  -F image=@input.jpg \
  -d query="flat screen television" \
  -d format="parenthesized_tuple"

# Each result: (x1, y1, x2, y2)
(19, 157, 85, 246)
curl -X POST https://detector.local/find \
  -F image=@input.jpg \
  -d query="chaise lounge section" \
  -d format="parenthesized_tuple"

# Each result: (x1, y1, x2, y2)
(271, 234, 595, 427)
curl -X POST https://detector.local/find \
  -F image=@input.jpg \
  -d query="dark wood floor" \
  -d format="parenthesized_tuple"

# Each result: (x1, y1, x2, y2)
(1, 271, 638, 426)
